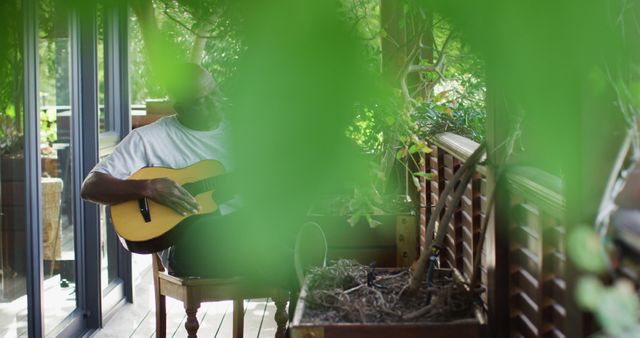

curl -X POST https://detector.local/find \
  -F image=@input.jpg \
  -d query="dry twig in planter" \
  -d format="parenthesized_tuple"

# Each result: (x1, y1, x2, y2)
(302, 260, 477, 324)
(469, 188, 496, 288)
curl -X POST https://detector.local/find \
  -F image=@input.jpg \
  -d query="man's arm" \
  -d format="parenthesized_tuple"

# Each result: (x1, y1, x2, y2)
(81, 172, 201, 216)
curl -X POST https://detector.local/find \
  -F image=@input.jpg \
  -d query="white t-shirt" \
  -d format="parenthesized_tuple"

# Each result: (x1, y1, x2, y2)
(92, 115, 231, 181)
(91, 115, 235, 266)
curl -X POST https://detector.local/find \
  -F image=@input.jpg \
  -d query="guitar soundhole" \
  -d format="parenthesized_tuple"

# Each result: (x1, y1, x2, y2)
(138, 198, 151, 222)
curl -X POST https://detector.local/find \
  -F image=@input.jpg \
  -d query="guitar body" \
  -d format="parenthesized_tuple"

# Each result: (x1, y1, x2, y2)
(110, 160, 225, 254)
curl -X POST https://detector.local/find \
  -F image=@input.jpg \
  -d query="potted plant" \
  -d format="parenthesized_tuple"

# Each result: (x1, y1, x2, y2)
(307, 167, 419, 268)
(291, 146, 489, 338)
(289, 260, 486, 338)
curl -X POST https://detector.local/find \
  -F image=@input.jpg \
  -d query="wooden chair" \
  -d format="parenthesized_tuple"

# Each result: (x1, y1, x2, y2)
(151, 254, 289, 338)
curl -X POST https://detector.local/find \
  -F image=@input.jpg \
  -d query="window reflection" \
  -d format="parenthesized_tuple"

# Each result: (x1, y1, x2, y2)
(98, 5, 119, 293)
(0, 1, 28, 335)
(39, 3, 78, 335)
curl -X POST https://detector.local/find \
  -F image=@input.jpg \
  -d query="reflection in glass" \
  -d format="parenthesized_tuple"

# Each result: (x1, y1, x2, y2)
(39, 3, 78, 335)
(99, 5, 118, 292)
(0, 2, 28, 336)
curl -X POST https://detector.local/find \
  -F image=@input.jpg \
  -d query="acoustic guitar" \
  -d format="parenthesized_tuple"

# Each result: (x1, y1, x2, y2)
(110, 160, 227, 254)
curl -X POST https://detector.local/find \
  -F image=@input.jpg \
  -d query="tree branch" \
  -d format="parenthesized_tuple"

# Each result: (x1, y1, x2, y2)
(190, 16, 217, 64)
(160, 0, 221, 39)
(400, 29, 454, 105)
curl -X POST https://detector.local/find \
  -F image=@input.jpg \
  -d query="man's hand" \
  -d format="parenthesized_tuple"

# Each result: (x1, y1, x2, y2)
(146, 178, 201, 216)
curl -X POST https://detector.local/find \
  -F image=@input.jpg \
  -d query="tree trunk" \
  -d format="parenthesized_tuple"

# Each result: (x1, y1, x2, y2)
(189, 19, 214, 65)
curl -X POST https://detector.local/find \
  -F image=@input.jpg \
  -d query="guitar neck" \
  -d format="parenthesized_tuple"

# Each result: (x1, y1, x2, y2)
(182, 173, 233, 196)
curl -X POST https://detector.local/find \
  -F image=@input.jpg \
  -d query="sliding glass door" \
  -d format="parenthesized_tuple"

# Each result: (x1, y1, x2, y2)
(0, 2, 28, 336)
(38, 2, 79, 335)
(0, 0, 132, 336)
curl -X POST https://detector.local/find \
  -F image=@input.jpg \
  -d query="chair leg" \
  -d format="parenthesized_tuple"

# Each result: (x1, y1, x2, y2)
(274, 291, 289, 338)
(155, 291, 167, 338)
(233, 299, 244, 338)
(152, 254, 167, 338)
(184, 303, 200, 338)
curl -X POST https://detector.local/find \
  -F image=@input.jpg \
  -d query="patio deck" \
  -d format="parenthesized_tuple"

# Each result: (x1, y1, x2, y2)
(90, 256, 281, 338)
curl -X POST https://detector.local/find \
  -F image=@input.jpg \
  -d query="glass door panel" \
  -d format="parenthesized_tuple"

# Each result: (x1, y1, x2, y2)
(98, 4, 119, 293)
(39, 3, 78, 335)
(0, 2, 28, 337)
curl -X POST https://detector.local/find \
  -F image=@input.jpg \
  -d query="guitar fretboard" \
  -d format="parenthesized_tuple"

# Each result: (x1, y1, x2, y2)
(182, 176, 219, 196)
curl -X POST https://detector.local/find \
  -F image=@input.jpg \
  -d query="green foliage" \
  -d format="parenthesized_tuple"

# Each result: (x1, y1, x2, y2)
(412, 33, 487, 143)
(340, 5, 486, 168)
(338, 0, 381, 73)
(567, 226, 607, 273)
(0, 0, 23, 121)
(576, 277, 640, 338)
(569, 226, 640, 337)
(129, 0, 242, 104)
(414, 90, 486, 142)
(40, 108, 57, 144)
(0, 114, 23, 156)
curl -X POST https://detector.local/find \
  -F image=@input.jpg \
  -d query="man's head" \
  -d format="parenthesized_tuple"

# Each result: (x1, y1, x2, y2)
(170, 63, 222, 128)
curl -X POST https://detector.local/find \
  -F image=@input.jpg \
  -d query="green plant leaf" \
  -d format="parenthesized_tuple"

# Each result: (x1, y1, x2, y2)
(411, 176, 421, 191)
(347, 211, 362, 227)
(365, 214, 382, 228)
(413, 171, 433, 180)
(385, 115, 396, 125)
(418, 142, 432, 154)
(409, 144, 420, 154)
(595, 280, 640, 336)
(567, 226, 607, 273)
(396, 147, 408, 160)
(575, 276, 604, 310)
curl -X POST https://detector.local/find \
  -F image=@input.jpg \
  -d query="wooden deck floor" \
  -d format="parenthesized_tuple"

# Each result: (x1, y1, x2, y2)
(91, 258, 281, 338)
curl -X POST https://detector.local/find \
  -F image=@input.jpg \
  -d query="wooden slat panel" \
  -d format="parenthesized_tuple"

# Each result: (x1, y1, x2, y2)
(511, 246, 541, 280)
(542, 301, 566, 326)
(511, 291, 540, 328)
(542, 327, 566, 338)
(511, 312, 539, 338)
(542, 277, 566, 303)
(511, 268, 540, 302)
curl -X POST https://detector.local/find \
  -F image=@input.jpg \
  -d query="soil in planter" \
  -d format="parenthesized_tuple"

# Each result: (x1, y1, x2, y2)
(301, 259, 481, 324)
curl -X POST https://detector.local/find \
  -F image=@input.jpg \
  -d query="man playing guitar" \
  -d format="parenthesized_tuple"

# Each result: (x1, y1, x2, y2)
(81, 63, 326, 285)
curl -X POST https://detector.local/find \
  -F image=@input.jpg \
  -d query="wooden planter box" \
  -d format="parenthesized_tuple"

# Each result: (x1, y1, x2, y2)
(306, 214, 417, 268)
(290, 318, 484, 338)
(290, 269, 487, 338)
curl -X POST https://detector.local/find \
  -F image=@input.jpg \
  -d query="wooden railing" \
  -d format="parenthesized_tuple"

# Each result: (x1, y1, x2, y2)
(417, 133, 488, 307)
(418, 133, 569, 338)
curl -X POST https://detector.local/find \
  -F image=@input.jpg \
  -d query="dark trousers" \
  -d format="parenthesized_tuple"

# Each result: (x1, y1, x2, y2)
(167, 212, 296, 289)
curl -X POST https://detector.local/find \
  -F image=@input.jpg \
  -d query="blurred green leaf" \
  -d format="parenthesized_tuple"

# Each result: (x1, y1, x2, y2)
(413, 171, 433, 180)
(411, 176, 421, 191)
(396, 146, 408, 160)
(409, 144, 420, 154)
(595, 280, 640, 336)
(567, 226, 607, 273)
(348, 211, 363, 227)
(365, 214, 382, 228)
(575, 276, 604, 310)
